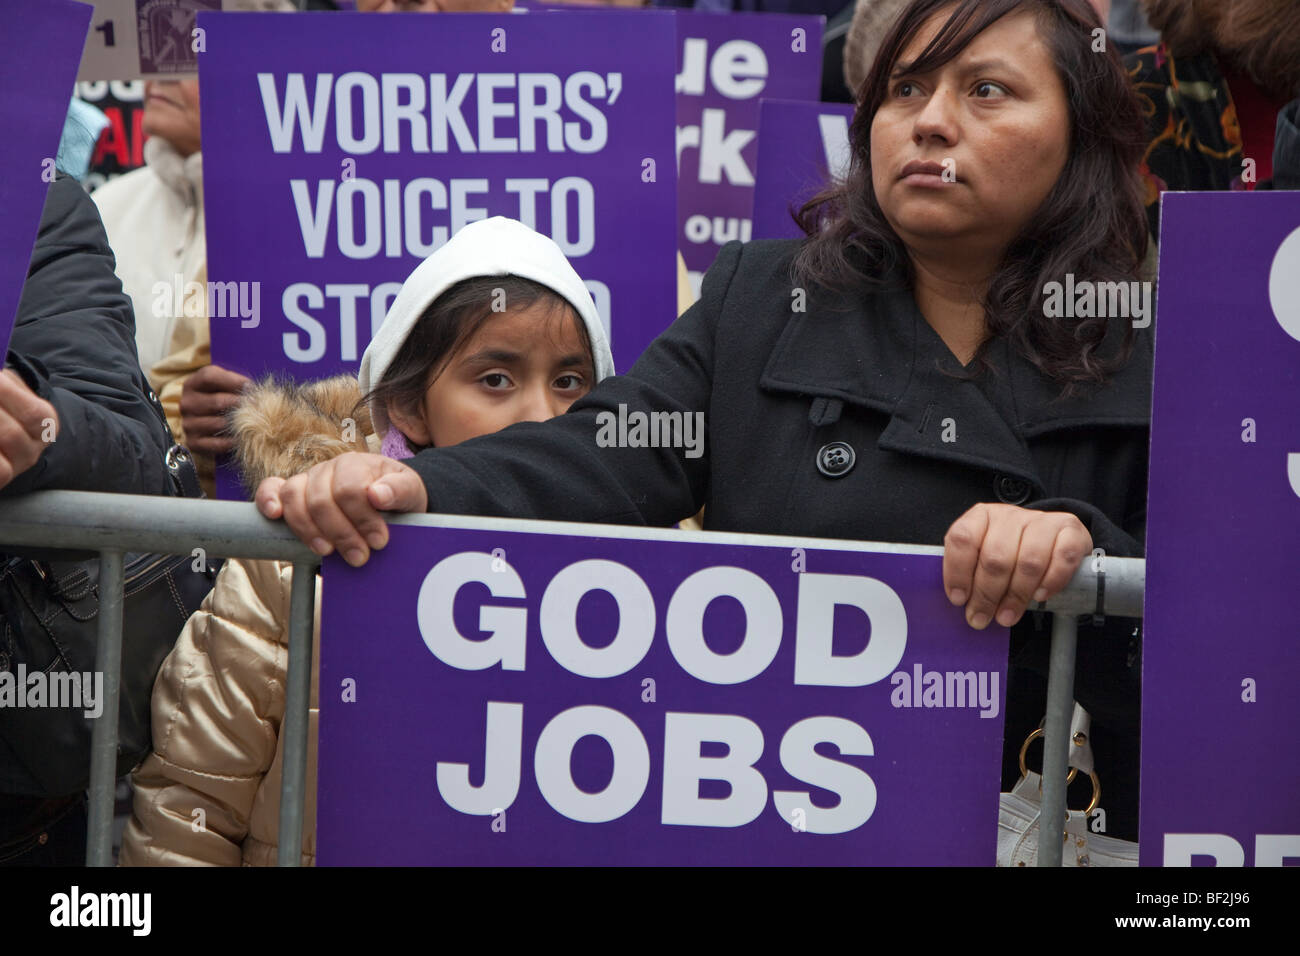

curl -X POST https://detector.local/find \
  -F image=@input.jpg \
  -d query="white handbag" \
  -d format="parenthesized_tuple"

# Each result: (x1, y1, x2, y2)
(997, 704, 1138, 867)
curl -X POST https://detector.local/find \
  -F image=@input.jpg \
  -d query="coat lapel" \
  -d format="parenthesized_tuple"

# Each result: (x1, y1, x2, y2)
(759, 280, 1152, 491)
(1007, 321, 1153, 437)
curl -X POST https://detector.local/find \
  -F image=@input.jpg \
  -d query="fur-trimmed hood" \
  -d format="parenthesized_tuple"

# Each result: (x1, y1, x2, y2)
(229, 376, 376, 492)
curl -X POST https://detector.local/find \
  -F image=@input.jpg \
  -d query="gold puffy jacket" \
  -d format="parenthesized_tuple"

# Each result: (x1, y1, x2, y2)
(120, 376, 374, 866)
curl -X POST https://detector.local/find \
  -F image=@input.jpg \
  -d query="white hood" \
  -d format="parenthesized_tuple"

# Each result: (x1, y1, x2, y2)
(359, 217, 615, 434)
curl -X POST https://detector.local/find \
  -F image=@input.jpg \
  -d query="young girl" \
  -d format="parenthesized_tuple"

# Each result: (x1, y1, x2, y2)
(119, 217, 613, 865)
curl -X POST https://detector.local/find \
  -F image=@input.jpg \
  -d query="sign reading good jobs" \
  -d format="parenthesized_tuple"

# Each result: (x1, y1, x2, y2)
(199, 11, 678, 383)
(318, 519, 1008, 865)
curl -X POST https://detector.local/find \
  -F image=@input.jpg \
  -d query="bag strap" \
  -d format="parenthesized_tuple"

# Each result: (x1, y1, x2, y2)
(1068, 703, 1095, 775)
(165, 444, 203, 500)
(144, 385, 204, 500)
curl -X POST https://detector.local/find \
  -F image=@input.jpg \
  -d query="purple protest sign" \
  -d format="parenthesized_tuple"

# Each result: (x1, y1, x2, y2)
(1140, 192, 1300, 866)
(675, 12, 823, 296)
(199, 10, 677, 381)
(0, 0, 93, 354)
(752, 98, 853, 241)
(317, 518, 1008, 865)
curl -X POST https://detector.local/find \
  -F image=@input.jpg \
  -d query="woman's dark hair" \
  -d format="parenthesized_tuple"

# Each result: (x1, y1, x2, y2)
(362, 275, 591, 435)
(794, 0, 1150, 391)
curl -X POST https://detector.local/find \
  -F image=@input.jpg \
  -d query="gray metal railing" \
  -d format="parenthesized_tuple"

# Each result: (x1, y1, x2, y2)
(0, 491, 322, 866)
(0, 490, 1146, 867)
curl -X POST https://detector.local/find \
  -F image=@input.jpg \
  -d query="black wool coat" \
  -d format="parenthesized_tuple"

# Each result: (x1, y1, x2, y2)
(408, 238, 1153, 838)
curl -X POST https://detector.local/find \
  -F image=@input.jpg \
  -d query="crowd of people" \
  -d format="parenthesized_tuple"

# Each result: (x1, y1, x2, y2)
(1, 0, 1297, 867)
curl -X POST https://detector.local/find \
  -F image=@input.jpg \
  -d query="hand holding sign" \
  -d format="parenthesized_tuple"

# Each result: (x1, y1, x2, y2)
(257, 452, 427, 565)
(942, 503, 1092, 630)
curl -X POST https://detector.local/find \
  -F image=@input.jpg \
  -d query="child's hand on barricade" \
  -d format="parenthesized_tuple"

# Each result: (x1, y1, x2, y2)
(256, 452, 428, 566)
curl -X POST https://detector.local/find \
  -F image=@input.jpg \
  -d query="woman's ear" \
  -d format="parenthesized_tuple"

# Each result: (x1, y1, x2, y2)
(385, 400, 432, 448)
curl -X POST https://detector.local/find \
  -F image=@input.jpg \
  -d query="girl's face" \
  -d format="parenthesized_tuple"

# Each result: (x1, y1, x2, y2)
(869, 7, 1071, 261)
(387, 303, 594, 449)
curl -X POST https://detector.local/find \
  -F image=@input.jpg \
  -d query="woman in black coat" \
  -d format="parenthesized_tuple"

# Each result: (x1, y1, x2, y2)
(261, 0, 1152, 839)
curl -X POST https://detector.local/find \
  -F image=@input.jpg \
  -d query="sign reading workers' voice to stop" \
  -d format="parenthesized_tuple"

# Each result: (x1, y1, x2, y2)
(199, 10, 678, 498)
(317, 519, 1008, 866)
(200, 11, 678, 384)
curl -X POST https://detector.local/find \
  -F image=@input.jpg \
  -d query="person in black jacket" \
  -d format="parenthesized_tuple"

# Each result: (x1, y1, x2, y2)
(3, 176, 172, 498)
(0, 173, 172, 866)
(260, 0, 1152, 840)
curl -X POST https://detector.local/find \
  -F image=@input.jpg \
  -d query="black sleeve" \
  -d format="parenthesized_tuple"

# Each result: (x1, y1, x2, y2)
(3, 175, 171, 497)
(1023, 496, 1144, 558)
(405, 243, 744, 525)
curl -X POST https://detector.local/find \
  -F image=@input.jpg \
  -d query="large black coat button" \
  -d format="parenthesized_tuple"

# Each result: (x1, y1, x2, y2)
(994, 474, 1031, 504)
(816, 441, 856, 478)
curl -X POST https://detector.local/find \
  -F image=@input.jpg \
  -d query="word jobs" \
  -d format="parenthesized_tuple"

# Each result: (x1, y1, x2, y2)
(417, 552, 909, 833)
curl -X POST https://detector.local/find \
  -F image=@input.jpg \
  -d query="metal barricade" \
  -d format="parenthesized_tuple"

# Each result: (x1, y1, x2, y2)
(0, 489, 1145, 867)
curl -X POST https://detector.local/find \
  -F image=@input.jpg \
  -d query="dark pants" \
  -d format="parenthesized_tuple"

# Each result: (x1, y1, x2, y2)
(0, 794, 87, 866)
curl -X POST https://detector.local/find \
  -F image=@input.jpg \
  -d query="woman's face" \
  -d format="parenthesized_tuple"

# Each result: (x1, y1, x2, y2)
(870, 7, 1071, 263)
(388, 303, 594, 449)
